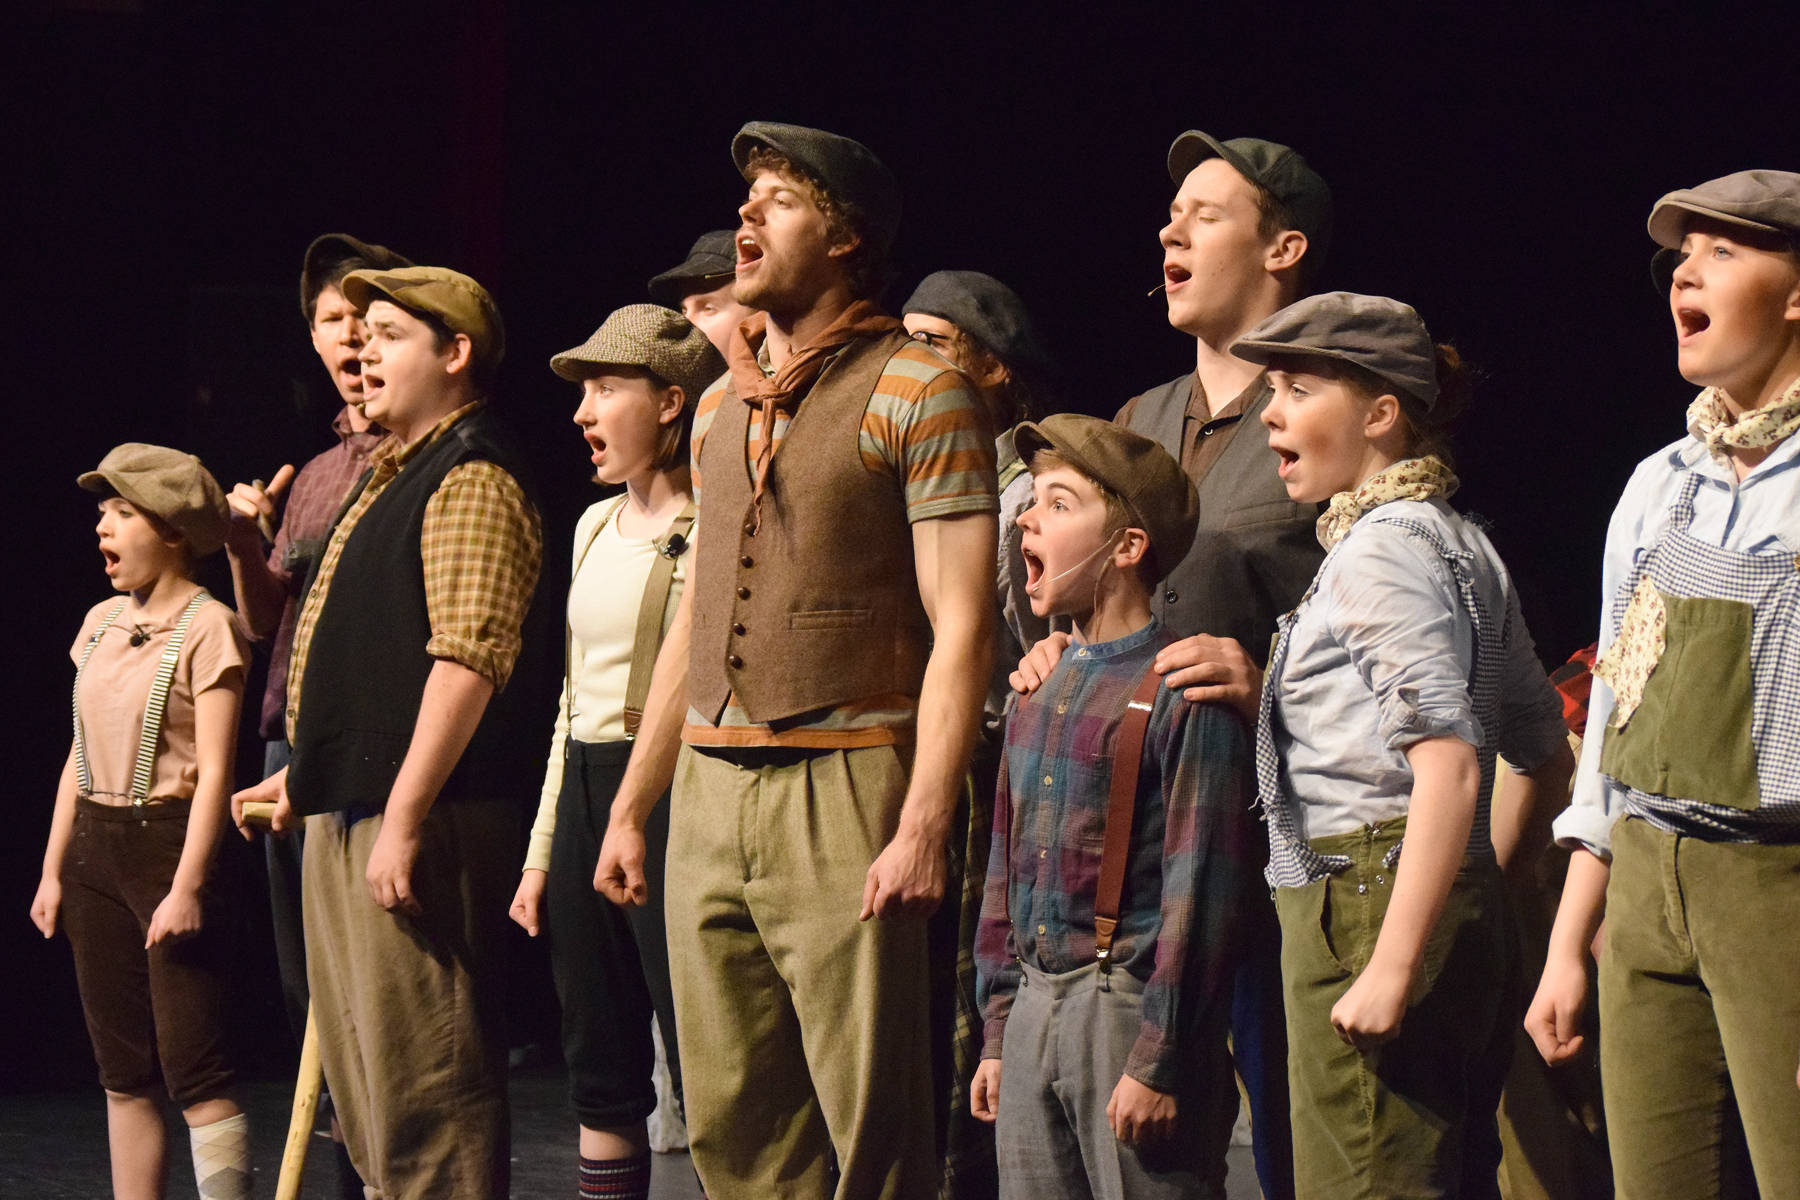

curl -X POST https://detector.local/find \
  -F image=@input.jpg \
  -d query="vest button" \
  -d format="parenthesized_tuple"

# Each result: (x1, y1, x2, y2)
(732, 622, 747, 636)
(1165, 589, 1178, 604)
(737, 586, 751, 600)
(740, 554, 755, 568)
(727, 654, 744, 669)
(744, 523, 757, 537)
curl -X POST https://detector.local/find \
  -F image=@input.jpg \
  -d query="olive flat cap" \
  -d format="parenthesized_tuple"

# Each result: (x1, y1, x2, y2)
(731, 121, 901, 256)
(550, 304, 725, 401)
(341, 266, 506, 371)
(1167, 130, 1334, 266)
(79, 443, 231, 557)
(647, 230, 739, 307)
(1013, 413, 1198, 577)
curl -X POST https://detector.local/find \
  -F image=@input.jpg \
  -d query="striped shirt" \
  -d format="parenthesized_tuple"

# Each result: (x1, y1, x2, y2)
(684, 339, 997, 748)
(974, 620, 1255, 1092)
(286, 402, 542, 743)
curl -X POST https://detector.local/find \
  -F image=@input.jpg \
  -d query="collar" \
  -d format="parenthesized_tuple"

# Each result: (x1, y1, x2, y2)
(332, 405, 388, 445)
(1066, 616, 1164, 663)
(371, 401, 483, 472)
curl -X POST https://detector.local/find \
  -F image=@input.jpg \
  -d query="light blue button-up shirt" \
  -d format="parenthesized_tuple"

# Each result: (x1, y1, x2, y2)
(1555, 428, 1800, 858)
(1272, 499, 1566, 843)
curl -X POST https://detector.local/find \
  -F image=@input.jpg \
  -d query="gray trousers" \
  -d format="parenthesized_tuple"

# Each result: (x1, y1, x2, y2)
(996, 961, 1225, 1200)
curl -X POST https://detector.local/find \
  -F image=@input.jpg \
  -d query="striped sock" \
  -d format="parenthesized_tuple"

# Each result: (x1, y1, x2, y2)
(578, 1151, 651, 1200)
(189, 1112, 251, 1200)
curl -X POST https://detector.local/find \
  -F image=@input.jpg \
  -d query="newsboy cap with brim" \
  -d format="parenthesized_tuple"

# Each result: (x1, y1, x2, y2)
(731, 121, 901, 257)
(647, 230, 740, 307)
(902, 270, 1054, 378)
(1647, 170, 1800, 293)
(299, 232, 412, 321)
(1646, 169, 1800, 249)
(1013, 414, 1198, 576)
(340, 266, 506, 370)
(550, 304, 726, 400)
(1167, 130, 1335, 264)
(79, 443, 231, 557)
(1231, 291, 1439, 411)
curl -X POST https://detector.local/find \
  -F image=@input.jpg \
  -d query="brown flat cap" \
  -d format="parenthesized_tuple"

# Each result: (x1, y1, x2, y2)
(79, 443, 231, 557)
(550, 304, 726, 401)
(1231, 291, 1439, 411)
(341, 266, 506, 370)
(1013, 414, 1198, 577)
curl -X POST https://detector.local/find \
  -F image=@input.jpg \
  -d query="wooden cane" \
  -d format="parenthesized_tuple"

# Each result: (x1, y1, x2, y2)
(274, 1002, 324, 1200)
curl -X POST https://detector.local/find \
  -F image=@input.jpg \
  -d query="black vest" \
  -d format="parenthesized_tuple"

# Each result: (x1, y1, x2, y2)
(287, 407, 540, 816)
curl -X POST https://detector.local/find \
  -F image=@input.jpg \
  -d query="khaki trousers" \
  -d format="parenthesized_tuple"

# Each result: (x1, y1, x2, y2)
(301, 802, 514, 1200)
(1600, 815, 1800, 1200)
(666, 744, 936, 1200)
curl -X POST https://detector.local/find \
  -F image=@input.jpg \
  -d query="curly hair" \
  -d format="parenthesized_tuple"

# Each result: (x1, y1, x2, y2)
(743, 146, 890, 298)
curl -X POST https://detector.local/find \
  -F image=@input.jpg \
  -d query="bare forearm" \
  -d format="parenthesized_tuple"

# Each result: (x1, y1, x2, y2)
(384, 659, 496, 835)
(224, 544, 288, 641)
(172, 685, 242, 893)
(611, 588, 692, 829)
(1370, 736, 1480, 979)
(903, 618, 992, 842)
(1544, 849, 1610, 965)
(40, 753, 80, 880)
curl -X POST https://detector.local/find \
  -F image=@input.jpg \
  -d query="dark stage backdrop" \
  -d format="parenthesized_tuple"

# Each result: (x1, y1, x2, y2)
(5, 1, 1794, 1088)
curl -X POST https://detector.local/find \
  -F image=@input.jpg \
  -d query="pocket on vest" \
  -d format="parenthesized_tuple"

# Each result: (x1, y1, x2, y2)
(788, 608, 873, 631)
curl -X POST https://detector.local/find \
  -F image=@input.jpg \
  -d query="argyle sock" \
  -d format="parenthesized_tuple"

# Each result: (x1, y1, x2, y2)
(189, 1112, 252, 1200)
(578, 1151, 651, 1199)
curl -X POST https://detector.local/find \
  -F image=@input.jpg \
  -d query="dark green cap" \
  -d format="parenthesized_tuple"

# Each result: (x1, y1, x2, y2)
(1167, 130, 1333, 266)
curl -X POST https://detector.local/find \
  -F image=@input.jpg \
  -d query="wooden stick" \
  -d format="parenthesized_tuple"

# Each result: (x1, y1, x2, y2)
(274, 1003, 324, 1200)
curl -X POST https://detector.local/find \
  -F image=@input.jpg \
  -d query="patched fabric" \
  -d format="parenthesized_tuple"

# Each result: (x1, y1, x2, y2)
(1593, 576, 1668, 728)
(1686, 378, 1800, 469)
(1316, 455, 1460, 550)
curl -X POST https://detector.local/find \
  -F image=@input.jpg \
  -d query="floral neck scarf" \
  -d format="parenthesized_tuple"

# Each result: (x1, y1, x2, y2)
(1686, 377, 1800, 468)
(1316, 455, 1460, 551)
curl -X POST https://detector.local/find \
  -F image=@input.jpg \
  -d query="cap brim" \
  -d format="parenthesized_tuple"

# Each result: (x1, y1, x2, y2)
(1646, 196, 1785, 250)
(1010, 421, 1056, 467)
(1167, 130, 1253, 186)
(647, 263, 737, 307)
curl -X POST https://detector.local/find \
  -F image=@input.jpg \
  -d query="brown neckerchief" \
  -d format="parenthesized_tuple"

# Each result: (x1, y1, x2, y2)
(725, 300, 906, 531)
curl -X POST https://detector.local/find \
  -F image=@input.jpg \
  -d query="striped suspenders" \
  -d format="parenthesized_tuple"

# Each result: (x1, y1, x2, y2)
(71, 591, 213, 806)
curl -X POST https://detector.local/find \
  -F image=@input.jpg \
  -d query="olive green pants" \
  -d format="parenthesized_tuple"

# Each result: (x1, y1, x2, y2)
(1600, 815, 1800, 1200)
(666, 744, 936, 1200)
(1275, 819, 1512, 1199)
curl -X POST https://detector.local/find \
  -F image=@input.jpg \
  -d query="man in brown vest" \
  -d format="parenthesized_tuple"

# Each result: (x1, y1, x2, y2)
(596, 122, 998, 1199)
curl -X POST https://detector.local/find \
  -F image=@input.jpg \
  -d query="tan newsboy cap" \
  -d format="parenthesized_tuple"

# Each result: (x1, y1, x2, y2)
(1231, 291, 1439, 411)
(341, 266, 506, 370)
(79, 443, 231, 557)
(550, 304, 726, 401)
(1013, 413, 1199, 579)
(1647, 169, 1800, 249)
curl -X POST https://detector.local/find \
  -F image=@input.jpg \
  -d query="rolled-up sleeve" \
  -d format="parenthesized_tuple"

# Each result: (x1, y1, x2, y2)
(420, 461, 543, 690)
(1326, 524, 1483, 752)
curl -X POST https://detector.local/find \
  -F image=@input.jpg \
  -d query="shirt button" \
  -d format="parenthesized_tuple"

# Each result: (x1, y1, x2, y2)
(1076, 647, 1088, 658)
(732, 622, 747, 636)
(736, 586, 751, 600)
(1042, 775, 1053, 787)
(727, 654, 743, 669)
(1056, 702, 1068, 714)
(740, 554, 755, 568)
(1039, 849, 1047, 859)
(1037, 924, 1046, 935)
(1165, 589, 1179, 604)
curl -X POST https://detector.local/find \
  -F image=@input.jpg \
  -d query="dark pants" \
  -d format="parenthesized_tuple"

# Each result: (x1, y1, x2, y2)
(549, 739, 681, 1128)
(262, 738, 311, 1050)
(62, 797, 235, 1106)
(1226, 889, 1295, 1200)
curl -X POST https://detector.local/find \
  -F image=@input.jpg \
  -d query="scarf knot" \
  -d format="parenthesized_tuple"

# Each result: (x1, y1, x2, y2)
(1685, 378, 1800, 468)
(1316, 455, 1460, 550)
(725, 301, 904, 532)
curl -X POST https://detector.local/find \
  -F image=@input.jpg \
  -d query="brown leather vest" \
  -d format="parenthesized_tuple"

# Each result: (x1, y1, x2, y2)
(689, 330, 930, 725)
